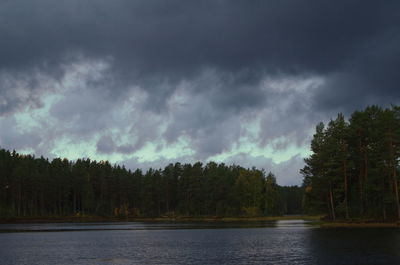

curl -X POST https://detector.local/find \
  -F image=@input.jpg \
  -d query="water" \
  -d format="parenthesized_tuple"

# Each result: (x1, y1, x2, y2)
(0, 220, 399, 265)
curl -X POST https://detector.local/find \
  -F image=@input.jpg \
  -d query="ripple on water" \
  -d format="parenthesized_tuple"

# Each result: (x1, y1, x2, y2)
(0, 220, 399, 265)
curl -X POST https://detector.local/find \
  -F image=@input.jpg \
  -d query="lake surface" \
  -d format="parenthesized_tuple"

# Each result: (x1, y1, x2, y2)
(1, 220, 399, 265)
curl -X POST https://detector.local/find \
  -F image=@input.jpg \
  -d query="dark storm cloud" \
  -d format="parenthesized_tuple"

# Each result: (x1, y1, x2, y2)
(97, 135, 115, 154)
(1, 0, 399, 115)
(0, 69, 51, 115)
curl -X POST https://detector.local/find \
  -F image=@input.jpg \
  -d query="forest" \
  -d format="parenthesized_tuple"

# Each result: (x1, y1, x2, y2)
(302, 105, 400, 221)
(4, 105, 397, 221)
(0, 149, 303, 219)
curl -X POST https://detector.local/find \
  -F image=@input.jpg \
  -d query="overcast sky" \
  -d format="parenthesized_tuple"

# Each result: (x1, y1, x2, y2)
(1, 0, 399, 185)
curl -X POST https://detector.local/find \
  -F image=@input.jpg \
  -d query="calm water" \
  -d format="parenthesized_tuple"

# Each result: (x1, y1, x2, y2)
(0, 220, 399, 265)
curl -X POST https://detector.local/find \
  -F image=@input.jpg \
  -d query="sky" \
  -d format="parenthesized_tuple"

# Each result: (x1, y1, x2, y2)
(1, 0, 400, 185)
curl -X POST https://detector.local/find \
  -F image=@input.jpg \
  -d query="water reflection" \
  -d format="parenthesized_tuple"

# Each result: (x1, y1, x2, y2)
(0, 220, 314, 233)
(306, 227, 400, 265)
(0, 220, 399, 265)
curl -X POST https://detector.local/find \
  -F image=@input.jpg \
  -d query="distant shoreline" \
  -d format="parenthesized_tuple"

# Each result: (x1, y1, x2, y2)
(2, 216, 400, 228)
(0, 215, 319, 224)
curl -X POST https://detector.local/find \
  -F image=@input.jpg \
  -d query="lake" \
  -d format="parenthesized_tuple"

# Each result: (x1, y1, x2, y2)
(0, 220, 399, 265)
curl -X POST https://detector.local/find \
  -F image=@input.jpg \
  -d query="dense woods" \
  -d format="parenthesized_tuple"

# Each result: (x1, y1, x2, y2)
(0, 149, 302, 219)
(302, 105, 400, 221)
(3, 105, 398, 222)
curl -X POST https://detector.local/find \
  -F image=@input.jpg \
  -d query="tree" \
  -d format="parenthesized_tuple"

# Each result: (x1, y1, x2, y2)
(265, 172, 281, 216)
(303, 105, 400, 220)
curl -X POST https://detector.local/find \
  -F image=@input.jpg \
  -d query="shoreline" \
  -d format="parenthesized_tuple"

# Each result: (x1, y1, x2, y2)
(2, 215, 399, 227)
(0, 215, 319, 224)
(317, 221, 400, 228)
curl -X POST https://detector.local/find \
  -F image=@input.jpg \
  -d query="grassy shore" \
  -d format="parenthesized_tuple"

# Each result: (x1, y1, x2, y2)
(0, 215, 321, 224)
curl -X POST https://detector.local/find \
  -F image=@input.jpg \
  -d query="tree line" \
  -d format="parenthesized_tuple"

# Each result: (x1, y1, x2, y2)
(302, 105, 400, 221)
(0, 149, 303, 218)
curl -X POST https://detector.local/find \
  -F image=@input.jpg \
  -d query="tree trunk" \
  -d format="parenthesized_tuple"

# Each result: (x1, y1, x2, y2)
(393, 166, 400, 220)
(358, 139, 365, 216)
(73, 192, 77, 214)
(363, 151, 368, 214)
(383, 203, 387, 221)
(387, 134, 400, 220)
(343, 158, 349, 219)
(329, 184, 336, 221)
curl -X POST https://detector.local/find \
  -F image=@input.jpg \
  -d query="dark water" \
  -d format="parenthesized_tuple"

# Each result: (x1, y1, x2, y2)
(0, 220, 399, 265)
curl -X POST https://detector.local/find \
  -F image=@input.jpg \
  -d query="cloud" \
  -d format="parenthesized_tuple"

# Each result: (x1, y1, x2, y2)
(97, 135, 115, 154)
(1, 1, 400, 185)
(1, 1, 399, 110)
(0, 116, 41, 151)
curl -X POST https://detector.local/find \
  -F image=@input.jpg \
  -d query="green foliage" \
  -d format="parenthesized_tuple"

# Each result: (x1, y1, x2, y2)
(0, 150, 303, 218)
(264, 172, 281, 215)
(302, 105, 400, 220)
